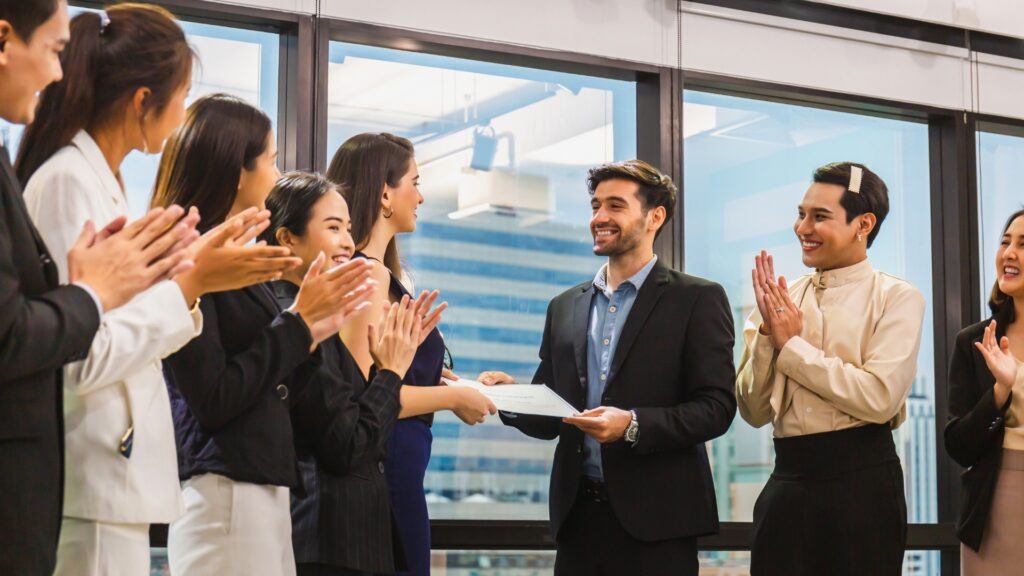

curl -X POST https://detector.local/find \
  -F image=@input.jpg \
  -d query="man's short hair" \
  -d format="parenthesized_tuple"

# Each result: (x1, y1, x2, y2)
(812, 161, 889, 248)
(0, 0, 61, 42)
(587, 159, 677, 238)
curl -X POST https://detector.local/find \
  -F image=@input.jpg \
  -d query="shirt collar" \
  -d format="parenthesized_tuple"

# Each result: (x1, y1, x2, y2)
(593, 255, 658, 295)
(811, 258, 873, 289)
(71, 129, 124, 202)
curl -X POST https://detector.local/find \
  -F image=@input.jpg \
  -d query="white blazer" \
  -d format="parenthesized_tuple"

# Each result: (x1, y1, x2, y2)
(23, 130, 199, 523)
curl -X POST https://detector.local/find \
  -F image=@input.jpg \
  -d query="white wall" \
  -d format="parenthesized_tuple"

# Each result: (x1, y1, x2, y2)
(812, 0, 1024, 40)
(205, 0, 1024, 119)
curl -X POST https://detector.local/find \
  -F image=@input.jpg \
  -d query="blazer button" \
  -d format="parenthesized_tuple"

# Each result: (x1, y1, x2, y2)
(378, 461, 385, 474)
(576, 445, 583, 454)
(276, 384, 289, 400)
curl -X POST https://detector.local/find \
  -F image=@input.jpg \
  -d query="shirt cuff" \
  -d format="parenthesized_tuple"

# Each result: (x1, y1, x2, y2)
(775, 335, 817, 380)
(72, 281, 104, 318)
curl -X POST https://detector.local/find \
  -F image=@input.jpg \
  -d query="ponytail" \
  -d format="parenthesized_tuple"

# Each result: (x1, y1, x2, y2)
(15, 3, 193, 183)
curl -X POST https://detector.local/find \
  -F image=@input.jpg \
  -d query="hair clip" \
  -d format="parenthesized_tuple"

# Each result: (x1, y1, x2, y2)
(98, 10, 111, 35)
(848, 165, 863, 194)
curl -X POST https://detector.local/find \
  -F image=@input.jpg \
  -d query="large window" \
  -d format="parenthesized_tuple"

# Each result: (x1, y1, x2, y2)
(976, 124, 1024, 315)
(2, 7, 280, 218)
(326, 41, 637, 520)
(683, 90, 937, 574)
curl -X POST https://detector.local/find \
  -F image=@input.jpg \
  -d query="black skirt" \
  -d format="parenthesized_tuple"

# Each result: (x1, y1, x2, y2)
(751, 424, 907, 576)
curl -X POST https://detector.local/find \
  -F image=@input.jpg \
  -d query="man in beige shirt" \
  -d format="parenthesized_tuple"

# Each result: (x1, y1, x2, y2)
(736, 162, 925, 576)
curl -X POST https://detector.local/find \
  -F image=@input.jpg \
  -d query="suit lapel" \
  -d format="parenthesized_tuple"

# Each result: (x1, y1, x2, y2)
(0, 145, 57, 288)
(607, 262, 670, 385)
(572, 284, 594, 390)
(246, 283, 282, 318)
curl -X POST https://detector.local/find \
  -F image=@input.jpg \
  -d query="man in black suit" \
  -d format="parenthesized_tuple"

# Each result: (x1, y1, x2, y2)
(480, 159, 736, 575)
(0, 2, 198, 573)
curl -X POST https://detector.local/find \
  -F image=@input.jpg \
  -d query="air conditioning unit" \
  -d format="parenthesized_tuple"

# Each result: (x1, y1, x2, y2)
(448, 167, 552, 225)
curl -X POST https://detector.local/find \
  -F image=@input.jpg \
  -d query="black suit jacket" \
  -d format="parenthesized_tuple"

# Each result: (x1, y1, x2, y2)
(164, 283, 319, 488)
(945, 316, 1015, 552)
(0, 146, 99, 574)
(272, 280, 406, 573)
(501, 259, 736, 542)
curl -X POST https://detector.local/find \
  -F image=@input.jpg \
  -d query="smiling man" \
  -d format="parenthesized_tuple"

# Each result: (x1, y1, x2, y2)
(479, 159, 736, 576)
(736, 162, 926, 576)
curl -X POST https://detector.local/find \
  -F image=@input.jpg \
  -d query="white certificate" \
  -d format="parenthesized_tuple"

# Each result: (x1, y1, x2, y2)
(442, 378, 578, 418)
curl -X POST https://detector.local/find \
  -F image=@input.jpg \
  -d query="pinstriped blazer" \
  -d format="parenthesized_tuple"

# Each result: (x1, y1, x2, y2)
(273, 281, 406, 573)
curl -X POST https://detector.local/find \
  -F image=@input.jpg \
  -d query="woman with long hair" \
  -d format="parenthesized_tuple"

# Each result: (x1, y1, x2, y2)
(155, 94, 375, 576)
(18, 7, 298, 575)
(261, 172, 445, 575)
(947, 208, 1024, 572)
(328, 132, 497, 576)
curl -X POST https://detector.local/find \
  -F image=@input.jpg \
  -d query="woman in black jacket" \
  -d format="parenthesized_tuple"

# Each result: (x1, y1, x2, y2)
(155, 95, 377, 576)
(946, 207, 1024, 573)
(261, 172, 444, 576)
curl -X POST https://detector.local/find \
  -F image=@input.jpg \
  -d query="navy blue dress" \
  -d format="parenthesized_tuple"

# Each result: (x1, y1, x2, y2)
(353, 253, 444, 576)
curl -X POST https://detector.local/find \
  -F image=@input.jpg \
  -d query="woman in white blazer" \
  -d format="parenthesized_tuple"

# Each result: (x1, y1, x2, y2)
(16, 6, 301, 576)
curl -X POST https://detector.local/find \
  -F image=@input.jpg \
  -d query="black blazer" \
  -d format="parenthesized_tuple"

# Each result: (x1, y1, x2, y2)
(945, 316, 1016, 552)
(164, 283, 318, 488)
(272, 281, 406, 573)
(501, 259, 737, 542)
(0, 146, 99, 574)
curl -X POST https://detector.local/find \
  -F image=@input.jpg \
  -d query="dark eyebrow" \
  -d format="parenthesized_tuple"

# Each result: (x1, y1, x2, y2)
(323, 216, 344, 224)
(799, 206, 834, 215)
(595, 195, 630, 204)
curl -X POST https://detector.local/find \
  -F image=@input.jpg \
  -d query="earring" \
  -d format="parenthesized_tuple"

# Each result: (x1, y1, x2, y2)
(857, 233, 863, 242)
(382, 207, 393, 219)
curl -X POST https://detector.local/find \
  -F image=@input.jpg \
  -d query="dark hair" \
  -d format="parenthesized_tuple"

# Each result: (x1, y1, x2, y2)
(586, 159, 677, 239)
(0, 0, 61, 42)
(989, 208, 1024, 325)
(15, 3, 194, 183)
(151, 93, 272, 232)
(326, 132, 414, 277)
(811, 162, 890, 248)
(259, 171, 339, 246)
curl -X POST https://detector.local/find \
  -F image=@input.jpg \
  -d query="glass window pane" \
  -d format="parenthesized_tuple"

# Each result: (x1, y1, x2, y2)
(327, 41, 636, 520)
(1, 7, 280, 218)
(682, 91, 937, 545)
(977, 126, 1024, 315)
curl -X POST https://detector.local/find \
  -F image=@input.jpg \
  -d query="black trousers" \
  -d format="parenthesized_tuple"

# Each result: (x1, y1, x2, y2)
(554, 482, 698, 576)
(297, 563, 372, 576)
(751, 424, 907, 576)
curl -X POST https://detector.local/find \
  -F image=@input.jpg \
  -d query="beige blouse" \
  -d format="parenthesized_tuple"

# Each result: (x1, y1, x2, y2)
(1003, 364, 1024, 450)
(736, 259, 926, 438)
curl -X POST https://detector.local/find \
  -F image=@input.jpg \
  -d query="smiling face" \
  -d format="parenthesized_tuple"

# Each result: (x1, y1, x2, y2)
(794, 182, 873, 270)
(284, 190, 355, 275)
(997, 215, 1024, 299)
(589, 178, 660, 257)
(0, 0, 69, 125)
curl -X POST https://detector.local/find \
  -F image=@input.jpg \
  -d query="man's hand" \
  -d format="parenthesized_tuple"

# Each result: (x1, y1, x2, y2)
(68, 205, 200, 312)
(764, 277, 803, 350)
(563, 406, 632, 443)
(752, 250, 777, 335)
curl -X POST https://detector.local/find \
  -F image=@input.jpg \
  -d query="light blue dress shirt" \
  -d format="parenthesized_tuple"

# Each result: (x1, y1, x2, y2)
(583, 255, 657, 480)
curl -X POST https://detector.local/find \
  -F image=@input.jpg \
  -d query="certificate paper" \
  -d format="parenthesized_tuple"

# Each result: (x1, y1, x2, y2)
(442, 378, 578, 418)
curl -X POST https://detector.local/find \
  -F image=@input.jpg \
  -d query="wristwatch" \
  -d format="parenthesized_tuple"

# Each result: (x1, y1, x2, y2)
(624, 410, 639, 445)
